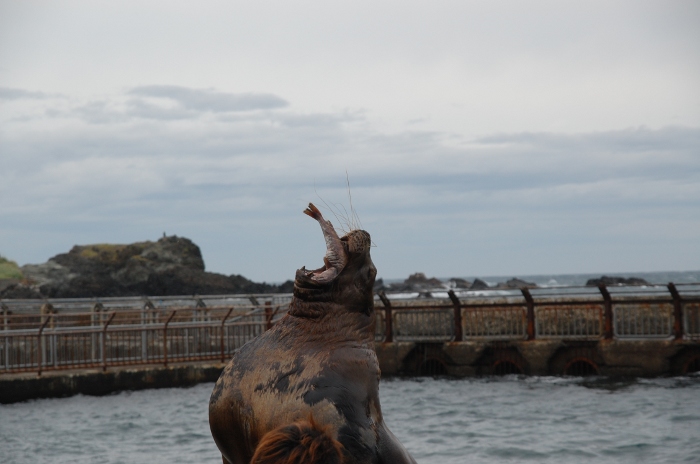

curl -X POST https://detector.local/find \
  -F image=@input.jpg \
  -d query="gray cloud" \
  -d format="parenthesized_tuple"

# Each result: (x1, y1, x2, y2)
(128, 85, 289, 112)
(0, 87, 50, 100)
(1, 88, 699, 280)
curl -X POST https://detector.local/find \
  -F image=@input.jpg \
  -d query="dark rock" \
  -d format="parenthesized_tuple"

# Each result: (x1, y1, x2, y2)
(0, 282, 43, 299)
(383, 272, 445, 292)
(0, 235, 294, 298)
(0, 278, 21, 294)
(448, 278, 471, 289)
(404, 272, 444, 287)
(496, 278, 538, 289)
(469, 279, 490, 290)
(586, 275, 650, 287)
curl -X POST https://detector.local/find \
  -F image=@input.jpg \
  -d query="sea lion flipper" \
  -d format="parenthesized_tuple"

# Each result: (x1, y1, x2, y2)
(303, 203, 323, 220)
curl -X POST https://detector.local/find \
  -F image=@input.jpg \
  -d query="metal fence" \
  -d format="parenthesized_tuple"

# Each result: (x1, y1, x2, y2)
(536, 305, 603, 339)
(2, 282, 700, 375)
(1, 304, 286, 375)
(392, 308, 454, 342)
(463, 306, 527, 340)
(682, 302, 700, 340)
(373, 282, 700, 343)
(613, 303, 673, 339)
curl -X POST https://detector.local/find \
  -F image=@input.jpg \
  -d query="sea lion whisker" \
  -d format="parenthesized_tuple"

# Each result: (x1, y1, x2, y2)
(345, 171, 362, 232)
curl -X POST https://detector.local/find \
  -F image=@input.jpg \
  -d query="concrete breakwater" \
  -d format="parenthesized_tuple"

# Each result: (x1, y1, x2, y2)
(1, 363, 225, 404)
(3, 338, 698, 404)
(2, 284, 700, 402)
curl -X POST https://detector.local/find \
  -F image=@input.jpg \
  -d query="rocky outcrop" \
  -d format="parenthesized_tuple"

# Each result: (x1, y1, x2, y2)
(374, 274, 541, 293)
(495, 278, 537, 289)
(0, 235, 293, 298)
(585, 275, 650, 287)
(381, 272, 447, 292)
(447, 278, 471, 289)
(468, 278, 490, 290)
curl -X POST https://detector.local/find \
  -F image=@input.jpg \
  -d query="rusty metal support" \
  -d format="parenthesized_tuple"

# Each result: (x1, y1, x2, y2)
(598, 285, 613, 339)
(163, 310, 176, 367)
(378, 292, 393, 343)
(448, 290, 463, 342)
(521, 288, 535, 340)
(265, 302, 273, 330)
(40, 302, 55, 329)
(2, 302, 10, 331)
(36, 313, 53, 377)
(101, 312, 116, 372)
(220, 307, 234, 363)
(668, 283, 684, 340)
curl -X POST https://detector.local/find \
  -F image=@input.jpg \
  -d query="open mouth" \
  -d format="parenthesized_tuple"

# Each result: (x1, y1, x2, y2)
(296, 203, 348, 286)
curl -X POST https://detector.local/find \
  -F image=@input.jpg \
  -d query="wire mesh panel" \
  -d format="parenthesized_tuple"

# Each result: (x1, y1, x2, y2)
(684, 302, 700, 339)
(393, 309, 454, 342)
(166, 325, 220, 361)
(463, 306, 527, 340)
(536, 305, 603, 339)
(51, 330, 100, 368)
(614, 303, 673, 339)
(1, 333, 39, 372)
(222, 321, 266, 355)
(374, 309, 386, 342)
(105, 327, 159, 365)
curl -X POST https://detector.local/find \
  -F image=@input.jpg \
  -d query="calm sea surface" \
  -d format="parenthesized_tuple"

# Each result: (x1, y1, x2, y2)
(2, 375, 699, 463)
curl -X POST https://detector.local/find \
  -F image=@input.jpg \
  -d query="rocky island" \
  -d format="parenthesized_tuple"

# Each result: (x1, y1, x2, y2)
(0, 235, 293, 299)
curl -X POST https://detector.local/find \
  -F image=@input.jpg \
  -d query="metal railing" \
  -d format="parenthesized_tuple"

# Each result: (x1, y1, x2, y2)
(684, 302, 700, 339)
(536, 305, 603, 339)
(1, 303, 287, 375)
(374, 282, 700, 343)
(2, 283, 700, 375)
(613, 303, 673, 339)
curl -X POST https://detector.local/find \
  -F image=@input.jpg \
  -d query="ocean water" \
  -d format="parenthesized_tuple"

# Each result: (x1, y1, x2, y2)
(384, 270, 700, 288)
(2, 375, 699, 463)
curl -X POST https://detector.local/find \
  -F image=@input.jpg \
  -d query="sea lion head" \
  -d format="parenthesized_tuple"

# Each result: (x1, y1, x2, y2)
(293, 205, 376, 313)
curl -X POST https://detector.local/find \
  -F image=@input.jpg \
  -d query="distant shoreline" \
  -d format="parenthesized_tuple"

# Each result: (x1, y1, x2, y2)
(379, 270, 700, 286)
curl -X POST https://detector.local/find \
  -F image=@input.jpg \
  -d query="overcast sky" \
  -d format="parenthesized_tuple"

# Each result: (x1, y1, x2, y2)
(1, 1, 699, 282)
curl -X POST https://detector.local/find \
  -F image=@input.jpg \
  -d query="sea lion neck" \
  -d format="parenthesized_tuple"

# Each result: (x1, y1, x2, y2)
(285, 298, 376, 344)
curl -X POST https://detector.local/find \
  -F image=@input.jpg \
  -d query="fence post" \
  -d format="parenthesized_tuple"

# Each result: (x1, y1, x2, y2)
(598, 285, 613, 339)
(668, 283, 683, 340)
(521, 288, 536, 340)
(221, 307, 234, 363)
(36, 313, 53, 377)
(2, 303, 9, 331)
(378, 292, 393, 343)
(91, 303, 103, 364)
(101, 312, 116, 372)
(265, 302, 273, 331)
(163, 310, 176, 368)
(448, 290, 463, 342)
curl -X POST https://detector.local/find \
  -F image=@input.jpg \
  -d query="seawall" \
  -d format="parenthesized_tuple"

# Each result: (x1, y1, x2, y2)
(375, 339, 700, 377)
(0, 362, 225, 404)
(3, 338, 699, 403)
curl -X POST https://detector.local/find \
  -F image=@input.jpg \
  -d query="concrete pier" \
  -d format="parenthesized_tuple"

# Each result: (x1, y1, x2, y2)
(0, 362, 225, 404)
(2, 287, 699, 403)
(375, 339, 700, 377)
(2, 339, 699, 404)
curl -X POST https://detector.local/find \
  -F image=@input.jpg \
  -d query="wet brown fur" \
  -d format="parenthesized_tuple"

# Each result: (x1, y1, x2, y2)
(209, 209, 416, 464)
(251, 416, 344, 464)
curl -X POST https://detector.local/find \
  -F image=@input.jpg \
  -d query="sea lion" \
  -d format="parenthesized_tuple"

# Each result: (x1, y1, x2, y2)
(209, 203, 416, 464)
